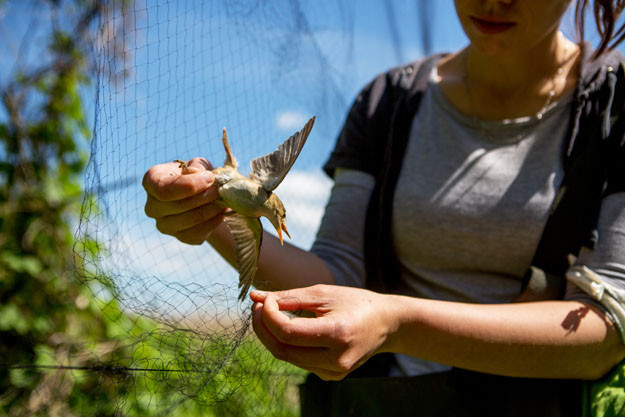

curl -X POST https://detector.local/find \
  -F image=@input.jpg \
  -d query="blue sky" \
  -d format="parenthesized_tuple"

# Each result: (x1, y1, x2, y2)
(0, 1, 618, 308)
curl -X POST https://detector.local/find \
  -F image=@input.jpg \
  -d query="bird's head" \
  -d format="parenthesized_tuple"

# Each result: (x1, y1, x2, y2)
(266, 193, 290, 245)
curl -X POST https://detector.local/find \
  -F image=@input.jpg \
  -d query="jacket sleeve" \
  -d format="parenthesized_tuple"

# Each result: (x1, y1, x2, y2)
(605, 91, 625, 198)
(322, 71, 398, 178)
(565, 69, 625, 343)
(310, 169, 375, 288)
(565, 192, 625, 344)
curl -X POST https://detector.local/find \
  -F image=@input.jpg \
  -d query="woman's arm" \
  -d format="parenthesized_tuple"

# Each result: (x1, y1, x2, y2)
(250, 286, 625, 381)
(207, 223, 334, 291)
(387, 296, 623, 380)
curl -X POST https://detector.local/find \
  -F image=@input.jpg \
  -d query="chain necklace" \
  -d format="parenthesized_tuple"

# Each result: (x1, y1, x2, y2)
(463, 32, 572, 121)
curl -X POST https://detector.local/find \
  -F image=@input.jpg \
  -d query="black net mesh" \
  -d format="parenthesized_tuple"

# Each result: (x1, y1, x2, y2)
(75, 1, 366, 414)
(2, 0, 433, 415)
(76, 1, 353, 414)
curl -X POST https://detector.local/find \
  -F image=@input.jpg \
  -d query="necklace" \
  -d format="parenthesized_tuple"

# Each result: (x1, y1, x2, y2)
(463, 33, 572, 121)
(536, 39, 569, 120)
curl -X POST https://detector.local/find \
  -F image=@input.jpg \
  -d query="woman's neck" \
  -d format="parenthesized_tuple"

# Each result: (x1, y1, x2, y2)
(465, 30, 568, 96)
(437, 31, 580, 121)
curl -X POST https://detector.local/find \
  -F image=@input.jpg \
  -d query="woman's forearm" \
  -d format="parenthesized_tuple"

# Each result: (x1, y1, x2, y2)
(383, 296, 625, 380)
(207, 222, 334, 291)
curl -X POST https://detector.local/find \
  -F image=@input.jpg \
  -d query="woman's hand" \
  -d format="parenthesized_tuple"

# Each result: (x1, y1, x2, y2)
(142, 157, 225, 245)
(250, 285, 398, 381)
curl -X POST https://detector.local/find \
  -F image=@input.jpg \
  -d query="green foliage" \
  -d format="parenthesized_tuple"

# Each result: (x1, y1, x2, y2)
(0, 3, 123, 408)
(0, 1, 304, 415)
(584, 360, 625, 417)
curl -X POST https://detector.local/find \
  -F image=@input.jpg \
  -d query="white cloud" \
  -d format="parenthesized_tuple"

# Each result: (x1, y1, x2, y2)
(275, 110, 309, 131)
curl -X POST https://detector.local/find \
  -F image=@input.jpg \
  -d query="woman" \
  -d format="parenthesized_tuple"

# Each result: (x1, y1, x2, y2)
(143, 0, 625, 415)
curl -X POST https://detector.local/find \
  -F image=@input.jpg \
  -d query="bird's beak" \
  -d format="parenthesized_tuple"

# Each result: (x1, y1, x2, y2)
(276, 222, 291, 246)
(282, 222, 291, 239)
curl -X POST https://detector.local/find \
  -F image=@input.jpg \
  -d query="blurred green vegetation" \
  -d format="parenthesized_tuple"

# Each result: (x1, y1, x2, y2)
(0, 1, 305, 415)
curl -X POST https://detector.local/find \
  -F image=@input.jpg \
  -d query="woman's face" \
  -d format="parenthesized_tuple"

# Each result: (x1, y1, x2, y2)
(454, 0, 572, 55)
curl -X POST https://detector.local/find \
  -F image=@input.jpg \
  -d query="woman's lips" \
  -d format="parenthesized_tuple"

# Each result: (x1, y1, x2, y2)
(470, 16, 516, 35)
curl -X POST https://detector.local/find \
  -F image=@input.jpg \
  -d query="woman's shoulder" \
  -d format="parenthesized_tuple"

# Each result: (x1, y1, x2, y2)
(348, 53, 447, 125)
(579, 43, 625, 86)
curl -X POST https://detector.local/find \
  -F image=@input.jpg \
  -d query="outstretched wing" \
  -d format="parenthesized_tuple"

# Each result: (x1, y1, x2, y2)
(221, 127, 238, 169)
(250, 116, 315, 192)
(223, 213, 263, 301)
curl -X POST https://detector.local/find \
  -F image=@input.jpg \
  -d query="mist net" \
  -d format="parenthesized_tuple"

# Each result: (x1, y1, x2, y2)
(73, 0, 429, 414)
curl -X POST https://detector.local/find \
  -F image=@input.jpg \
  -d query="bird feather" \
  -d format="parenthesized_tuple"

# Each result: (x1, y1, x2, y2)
(250, 116, 315, 192)
(224, 213, 263, 300)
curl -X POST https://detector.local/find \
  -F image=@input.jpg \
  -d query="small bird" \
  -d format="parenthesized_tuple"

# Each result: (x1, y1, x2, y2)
(179, 116, 315, 300)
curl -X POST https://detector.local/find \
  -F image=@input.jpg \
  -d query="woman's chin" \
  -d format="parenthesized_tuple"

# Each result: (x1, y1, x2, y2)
(468, 39, 512, 57)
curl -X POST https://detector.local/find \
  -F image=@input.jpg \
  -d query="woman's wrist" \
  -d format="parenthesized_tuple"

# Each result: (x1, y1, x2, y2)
(206, 222, 236, 264)
(375, 293, 412, 355)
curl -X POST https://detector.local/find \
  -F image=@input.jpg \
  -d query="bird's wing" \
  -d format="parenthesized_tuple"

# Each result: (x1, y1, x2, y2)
(250, 116, 315, 192)
(221, 127, 238, 169)
(224, 213, 263, 301)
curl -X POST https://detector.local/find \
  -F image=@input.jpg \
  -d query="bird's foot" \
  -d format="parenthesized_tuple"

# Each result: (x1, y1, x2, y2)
(174, 159, 190, 175)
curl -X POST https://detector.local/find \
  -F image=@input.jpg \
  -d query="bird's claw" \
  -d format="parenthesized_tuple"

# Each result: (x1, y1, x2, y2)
(174, 159, 190, 175)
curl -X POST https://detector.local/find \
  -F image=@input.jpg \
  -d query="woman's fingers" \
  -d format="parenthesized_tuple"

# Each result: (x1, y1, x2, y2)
(142, 158, 226, 245)
(173, 213, 226, 245)
(145, 186, 221, 218)
(259, 294, 334, 347)
(143, 158, 222, 238)
(252, 303, 347, 375)
(186, 157, 214, 171)
(250, 286, 332, 311)
(143, 160, 215, 202)
(155, 203, 225, 235)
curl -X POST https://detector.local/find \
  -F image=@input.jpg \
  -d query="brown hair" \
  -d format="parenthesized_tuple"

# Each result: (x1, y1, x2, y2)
(575, 0, 625, 56)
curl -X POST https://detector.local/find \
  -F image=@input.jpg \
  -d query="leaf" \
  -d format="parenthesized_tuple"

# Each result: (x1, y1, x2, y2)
(34, 344, 56, 367)
(9, 368, 34, 389)
(589, 359, 625, 417)
(0, 304, 29, 334)
(0, 252, 43, 276)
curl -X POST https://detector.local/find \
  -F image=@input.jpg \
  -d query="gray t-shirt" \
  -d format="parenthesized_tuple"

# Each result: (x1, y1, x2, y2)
(311, 65, 625, 376)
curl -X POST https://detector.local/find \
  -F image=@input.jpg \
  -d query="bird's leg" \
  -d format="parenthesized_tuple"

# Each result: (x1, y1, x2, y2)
(174, 159, 191, 175)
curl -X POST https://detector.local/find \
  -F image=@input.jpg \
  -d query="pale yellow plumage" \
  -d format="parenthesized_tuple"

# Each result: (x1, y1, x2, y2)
(210, 116, 315, 300)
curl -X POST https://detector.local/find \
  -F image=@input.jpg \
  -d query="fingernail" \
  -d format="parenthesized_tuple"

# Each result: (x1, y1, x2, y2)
(203, 171, 214, 184)
(250, 290, 267, 297)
